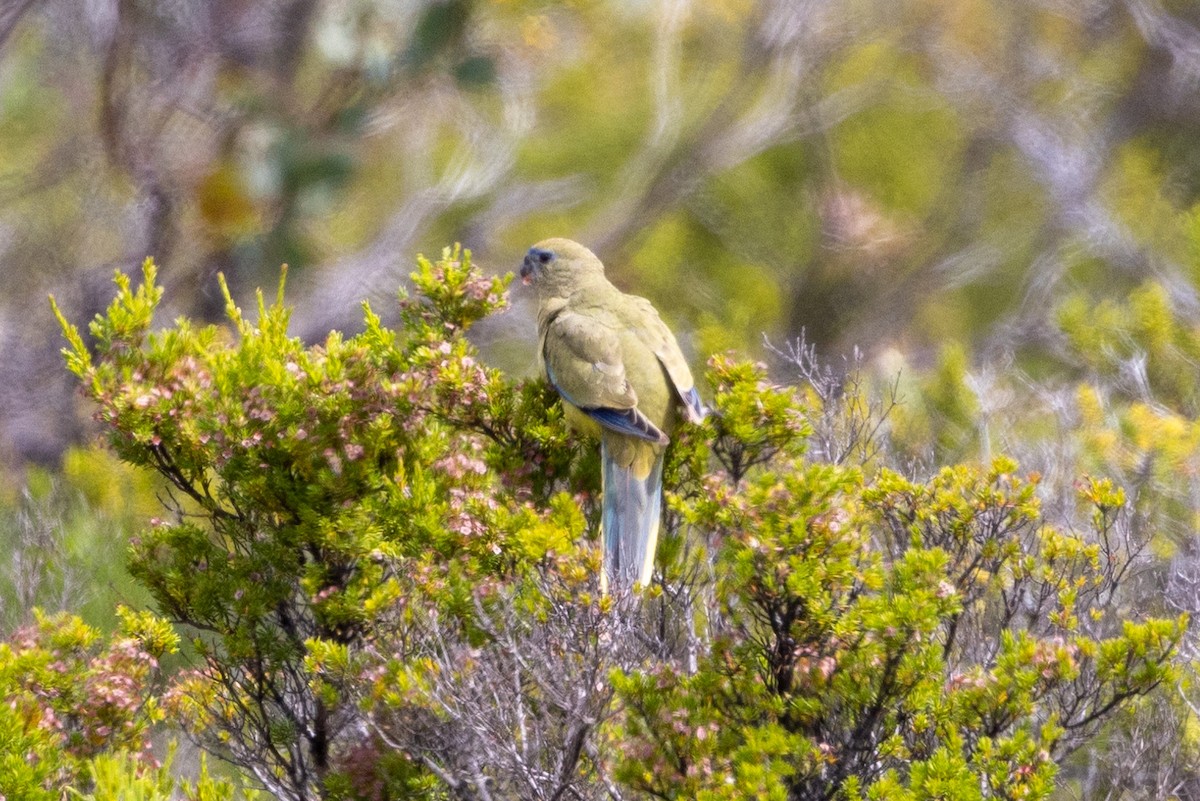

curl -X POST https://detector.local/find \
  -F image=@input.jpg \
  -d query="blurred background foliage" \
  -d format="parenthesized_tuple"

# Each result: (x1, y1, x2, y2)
(6, 0, 1200, 465)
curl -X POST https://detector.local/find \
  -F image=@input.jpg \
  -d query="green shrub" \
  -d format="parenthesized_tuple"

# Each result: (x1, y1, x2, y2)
(52, 249, 1184, 800)
(0, 609, 177, 799)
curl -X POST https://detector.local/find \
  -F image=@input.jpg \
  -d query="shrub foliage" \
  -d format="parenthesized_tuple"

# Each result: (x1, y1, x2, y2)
(40, 249, 1184, 800)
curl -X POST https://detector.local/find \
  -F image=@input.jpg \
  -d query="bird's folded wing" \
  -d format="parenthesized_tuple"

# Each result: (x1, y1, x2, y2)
(585, 406, 668, 445)
(626, 296, 706, 424)
(543, 310, 667, 444)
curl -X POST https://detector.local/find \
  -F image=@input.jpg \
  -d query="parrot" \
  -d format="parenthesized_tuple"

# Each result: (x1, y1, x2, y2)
(520, 238, 705, 590)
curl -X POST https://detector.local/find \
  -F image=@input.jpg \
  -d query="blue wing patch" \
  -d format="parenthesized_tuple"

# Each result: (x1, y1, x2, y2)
(583, 406, 667, 444)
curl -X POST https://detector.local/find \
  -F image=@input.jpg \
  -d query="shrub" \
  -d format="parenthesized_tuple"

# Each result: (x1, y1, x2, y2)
(0, 609, 177, 799)
(53, 249, 1184, 800)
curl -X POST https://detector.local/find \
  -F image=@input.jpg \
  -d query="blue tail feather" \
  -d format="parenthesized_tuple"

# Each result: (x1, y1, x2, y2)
(601, 440, 665, 590)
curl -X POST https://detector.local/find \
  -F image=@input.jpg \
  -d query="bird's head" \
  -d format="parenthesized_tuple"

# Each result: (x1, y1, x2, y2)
(520, 238, 606, 297)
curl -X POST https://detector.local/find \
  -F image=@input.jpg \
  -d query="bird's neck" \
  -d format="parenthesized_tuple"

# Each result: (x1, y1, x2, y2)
(536, 296, 569, 330)
(538, 272, 613, 304)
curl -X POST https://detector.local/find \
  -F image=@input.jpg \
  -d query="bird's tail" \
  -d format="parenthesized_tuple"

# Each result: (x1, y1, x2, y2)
(600, 439, 664, 592)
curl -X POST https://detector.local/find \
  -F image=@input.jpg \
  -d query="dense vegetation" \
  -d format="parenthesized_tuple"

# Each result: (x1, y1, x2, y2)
(4, 0, 1200, 459)
(0, 249, 1181, 799)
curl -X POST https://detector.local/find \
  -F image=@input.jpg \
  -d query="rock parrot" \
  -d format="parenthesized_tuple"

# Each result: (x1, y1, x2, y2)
(521, 238, 705, 590)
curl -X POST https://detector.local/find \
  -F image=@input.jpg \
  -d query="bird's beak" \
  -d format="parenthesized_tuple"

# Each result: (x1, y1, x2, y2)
(521, 247, 552, 285)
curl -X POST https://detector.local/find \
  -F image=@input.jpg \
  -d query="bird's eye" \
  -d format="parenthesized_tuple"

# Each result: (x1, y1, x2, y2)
(538, 251, 553, 264)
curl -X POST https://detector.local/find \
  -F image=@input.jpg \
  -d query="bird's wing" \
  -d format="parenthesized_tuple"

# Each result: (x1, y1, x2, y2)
(543, 309, 668, 444)
(625, 296, 706, 424)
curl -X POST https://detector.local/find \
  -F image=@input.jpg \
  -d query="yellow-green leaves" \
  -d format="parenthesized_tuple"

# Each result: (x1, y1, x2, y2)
(402, 243, 510, 336)
(0, 612, 172, 799)
(57, 246, 1186, 801)
(56, 247, 581, 799)
(620, 454, 1181, 801)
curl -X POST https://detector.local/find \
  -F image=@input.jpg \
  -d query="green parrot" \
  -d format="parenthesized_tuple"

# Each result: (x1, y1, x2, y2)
(521, 238, 705, 589)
